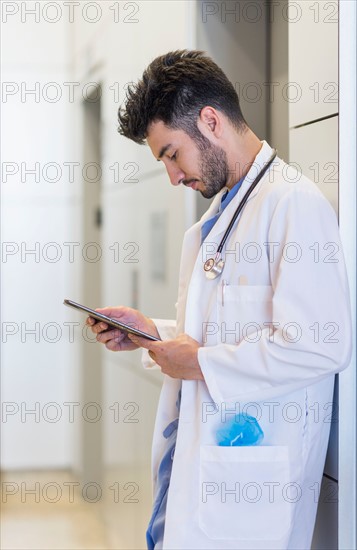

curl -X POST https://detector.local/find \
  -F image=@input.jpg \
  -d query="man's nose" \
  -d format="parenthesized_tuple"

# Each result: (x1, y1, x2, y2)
(166, 165, 185, 186)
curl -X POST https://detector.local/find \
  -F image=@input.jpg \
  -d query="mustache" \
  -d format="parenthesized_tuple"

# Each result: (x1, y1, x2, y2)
(181, 178, 200, 186)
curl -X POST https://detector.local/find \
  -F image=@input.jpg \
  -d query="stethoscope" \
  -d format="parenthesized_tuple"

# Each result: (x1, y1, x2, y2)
(203, 149, 277, 280)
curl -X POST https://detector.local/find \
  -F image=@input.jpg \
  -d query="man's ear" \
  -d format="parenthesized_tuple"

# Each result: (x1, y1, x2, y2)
(197, 106, 222, 140)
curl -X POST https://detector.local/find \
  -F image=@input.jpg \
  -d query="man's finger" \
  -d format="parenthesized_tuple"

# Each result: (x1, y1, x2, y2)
(128, 334, 152, 348)
(97, 329, 125, 344)
(128, 333, 155, 350)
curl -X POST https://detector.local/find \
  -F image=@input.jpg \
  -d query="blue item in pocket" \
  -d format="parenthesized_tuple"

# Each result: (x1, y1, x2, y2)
(216, 413, 264, 446)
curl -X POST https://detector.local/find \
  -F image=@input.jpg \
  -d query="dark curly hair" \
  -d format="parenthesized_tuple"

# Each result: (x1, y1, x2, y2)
(117, 50, 247, 144)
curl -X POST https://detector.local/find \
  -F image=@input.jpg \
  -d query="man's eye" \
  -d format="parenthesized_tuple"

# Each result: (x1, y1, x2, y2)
(170, 152, 177, 161)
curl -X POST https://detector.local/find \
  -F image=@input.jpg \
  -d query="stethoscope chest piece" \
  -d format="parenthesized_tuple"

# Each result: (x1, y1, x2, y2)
(204, 257, 225, 280)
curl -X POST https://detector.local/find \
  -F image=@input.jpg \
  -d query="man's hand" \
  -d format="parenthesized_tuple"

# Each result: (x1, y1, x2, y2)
(86, 306, 160, 352)
(128, 333, 204, 381)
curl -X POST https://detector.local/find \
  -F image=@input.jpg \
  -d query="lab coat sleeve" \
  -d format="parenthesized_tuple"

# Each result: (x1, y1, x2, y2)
(198, 186, 352, 403)
(141, 318, 176, 369)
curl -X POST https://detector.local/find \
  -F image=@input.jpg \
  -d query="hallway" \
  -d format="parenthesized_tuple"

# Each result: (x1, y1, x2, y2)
(1, 468, 152, 549)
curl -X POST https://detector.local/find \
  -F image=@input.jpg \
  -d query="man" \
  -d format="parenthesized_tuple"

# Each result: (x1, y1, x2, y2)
(88, 50, 352, 549)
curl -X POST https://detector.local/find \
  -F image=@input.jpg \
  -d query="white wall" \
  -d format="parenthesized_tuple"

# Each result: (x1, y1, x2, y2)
(289, 0, 338, 213)
(338, 2, 357, 547)
(1, 4, 78, 469)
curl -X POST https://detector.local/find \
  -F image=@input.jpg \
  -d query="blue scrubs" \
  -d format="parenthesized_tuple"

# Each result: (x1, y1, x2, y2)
(146, 177, 245, 549)
(146, 390, 181, 550)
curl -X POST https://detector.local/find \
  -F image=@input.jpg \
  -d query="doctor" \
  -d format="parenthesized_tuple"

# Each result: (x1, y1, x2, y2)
(88, 50, 352, 549)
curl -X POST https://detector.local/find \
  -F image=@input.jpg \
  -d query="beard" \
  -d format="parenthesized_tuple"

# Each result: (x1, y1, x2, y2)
(182, 132, 230, 199)
(199, 141, 230, 198)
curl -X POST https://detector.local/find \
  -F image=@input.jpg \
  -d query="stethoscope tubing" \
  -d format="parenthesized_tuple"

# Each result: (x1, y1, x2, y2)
(216, 149, 277, 255)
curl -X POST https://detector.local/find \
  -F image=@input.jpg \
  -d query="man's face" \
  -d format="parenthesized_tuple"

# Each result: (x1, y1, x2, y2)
(146, 120, 229, 199)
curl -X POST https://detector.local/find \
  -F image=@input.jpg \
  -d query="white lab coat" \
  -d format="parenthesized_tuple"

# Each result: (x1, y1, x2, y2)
(143, 141, 352, 549)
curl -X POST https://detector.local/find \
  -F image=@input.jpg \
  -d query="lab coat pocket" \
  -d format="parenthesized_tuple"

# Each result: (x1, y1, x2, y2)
(217, 284, 273, 345)
(199, 445, 292, 542)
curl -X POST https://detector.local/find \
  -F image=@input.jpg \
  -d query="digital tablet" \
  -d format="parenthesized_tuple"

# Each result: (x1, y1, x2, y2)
(63, 299, 161, 341)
